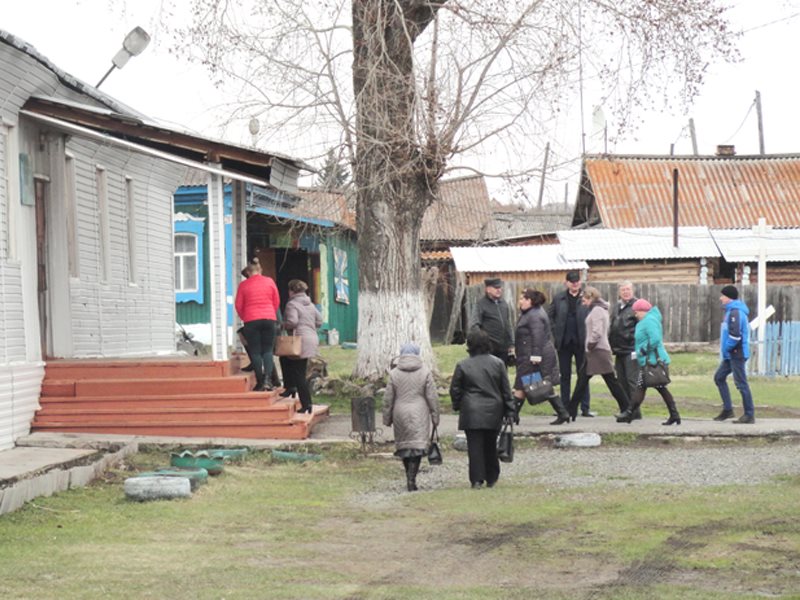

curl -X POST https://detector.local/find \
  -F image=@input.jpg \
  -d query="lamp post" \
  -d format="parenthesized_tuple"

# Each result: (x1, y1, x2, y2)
(96, 26, 151, 88)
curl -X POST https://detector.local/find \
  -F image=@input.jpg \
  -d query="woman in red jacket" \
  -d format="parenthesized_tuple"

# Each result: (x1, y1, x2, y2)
(234, 262, 281, 391)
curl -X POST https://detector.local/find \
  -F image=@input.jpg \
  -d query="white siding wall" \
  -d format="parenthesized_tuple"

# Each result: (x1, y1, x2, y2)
(66, 138, 185, 357)
(0, 38, 187, 447)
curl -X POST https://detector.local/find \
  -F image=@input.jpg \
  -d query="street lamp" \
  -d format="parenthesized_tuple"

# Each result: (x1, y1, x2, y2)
(95, 26, 151, 88)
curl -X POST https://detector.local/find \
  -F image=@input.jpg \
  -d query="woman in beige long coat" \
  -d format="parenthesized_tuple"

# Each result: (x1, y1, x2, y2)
(566, 287, 631, 420)
(383, 343, 439, 492)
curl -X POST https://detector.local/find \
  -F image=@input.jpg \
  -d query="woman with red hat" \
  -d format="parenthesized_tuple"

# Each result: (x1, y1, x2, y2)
(616, 298, 681, 425)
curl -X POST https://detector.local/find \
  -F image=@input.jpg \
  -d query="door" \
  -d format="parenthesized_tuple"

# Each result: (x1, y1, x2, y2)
(34, 178, 48, 358)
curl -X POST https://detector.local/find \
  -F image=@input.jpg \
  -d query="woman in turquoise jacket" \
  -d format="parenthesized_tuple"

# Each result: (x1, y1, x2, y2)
(616, 299, 681, 425)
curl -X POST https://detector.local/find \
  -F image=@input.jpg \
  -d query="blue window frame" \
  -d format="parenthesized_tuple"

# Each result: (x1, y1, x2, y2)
(175, 219, 205, 303)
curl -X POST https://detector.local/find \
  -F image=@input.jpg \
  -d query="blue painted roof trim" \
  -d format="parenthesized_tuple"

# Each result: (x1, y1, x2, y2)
(247, 204, 336, 228)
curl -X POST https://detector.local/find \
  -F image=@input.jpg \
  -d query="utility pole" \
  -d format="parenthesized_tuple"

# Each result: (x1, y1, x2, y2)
(755, 90, 765, 155)
(537, 142, 550, 209)
(689, 118, 698, 155)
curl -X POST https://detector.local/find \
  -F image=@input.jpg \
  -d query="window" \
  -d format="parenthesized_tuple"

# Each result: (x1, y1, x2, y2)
(96, 166, 110, 282)
(174, 216, 205, 304)
(65, 154, 79, 277)
(125, 177, 137, 283)
(175, 233, 198, 292)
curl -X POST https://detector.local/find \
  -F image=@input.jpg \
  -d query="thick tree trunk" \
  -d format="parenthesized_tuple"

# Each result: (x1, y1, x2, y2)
(351, 1, 443, 379)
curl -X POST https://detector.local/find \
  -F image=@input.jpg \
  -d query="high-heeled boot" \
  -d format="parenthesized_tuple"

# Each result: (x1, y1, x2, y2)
(662, 396, 681, 426)
(616, 402, 641, 423)
(406, 457, 420, 492)
(548, 395, 570, 425)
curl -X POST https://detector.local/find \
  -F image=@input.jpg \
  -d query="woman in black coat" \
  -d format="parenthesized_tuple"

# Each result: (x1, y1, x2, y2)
(450, 329, 517, 489)
(514, 289, 570, 425)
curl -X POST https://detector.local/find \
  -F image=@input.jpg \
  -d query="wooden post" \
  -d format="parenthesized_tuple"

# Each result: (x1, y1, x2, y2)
(672, 168, 679, 248)
(444, 271, 466, 345)
(689, 118, 698, 155)
(537, 142, 550, 209)
(755, 90, 765, 155)
(756, 217, 768, 374)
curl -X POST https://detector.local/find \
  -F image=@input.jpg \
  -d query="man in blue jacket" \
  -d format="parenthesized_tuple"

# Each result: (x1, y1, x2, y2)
(713, 285, 755, 423)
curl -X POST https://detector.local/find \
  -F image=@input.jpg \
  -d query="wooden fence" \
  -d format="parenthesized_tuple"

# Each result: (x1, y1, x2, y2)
(464, 282, 800, 344)
(750, 321, 800, 376)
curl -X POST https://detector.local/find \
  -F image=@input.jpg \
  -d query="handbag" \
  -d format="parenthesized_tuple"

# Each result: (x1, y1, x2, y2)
(525, 380, 554, 405)
(275, 331, 302, 358)
(522, 371, 554, 405)
(427, 425, 442, 466)
(497, 421, 514, 463)
(642, 361, 671, 388)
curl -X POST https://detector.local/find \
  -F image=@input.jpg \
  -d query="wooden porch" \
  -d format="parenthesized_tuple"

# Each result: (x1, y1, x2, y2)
(32, 359, 328, 440)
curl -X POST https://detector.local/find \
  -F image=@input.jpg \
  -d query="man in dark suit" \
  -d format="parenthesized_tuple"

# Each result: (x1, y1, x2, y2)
(469, 277, 514, 366)
(547, 271, 593, 416)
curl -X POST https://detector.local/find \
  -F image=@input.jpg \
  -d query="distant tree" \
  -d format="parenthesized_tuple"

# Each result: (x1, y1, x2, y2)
(316, 148, 351, 191)
(176, 0, 737, 378)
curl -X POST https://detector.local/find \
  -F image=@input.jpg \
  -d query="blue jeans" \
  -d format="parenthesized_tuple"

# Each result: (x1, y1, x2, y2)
(714, 357, 754, 416)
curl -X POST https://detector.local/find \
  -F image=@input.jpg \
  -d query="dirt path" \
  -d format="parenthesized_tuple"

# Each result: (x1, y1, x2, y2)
(299, 443, 800, 598)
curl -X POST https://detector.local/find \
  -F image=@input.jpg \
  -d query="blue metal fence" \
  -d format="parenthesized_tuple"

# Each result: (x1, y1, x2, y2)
(750, 321, 800, 376)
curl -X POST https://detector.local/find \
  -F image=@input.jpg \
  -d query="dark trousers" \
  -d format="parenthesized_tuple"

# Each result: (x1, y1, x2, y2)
(558, 341, 590, 412)
(280, 356, 311, 412)
(464, 429, 501, 486)
(242, 319, 277, 387)
(715, 357, 754, 416)
(629, 385, 678, 417)
(614, 353, 639, 399)
(568, 367, 630, 418)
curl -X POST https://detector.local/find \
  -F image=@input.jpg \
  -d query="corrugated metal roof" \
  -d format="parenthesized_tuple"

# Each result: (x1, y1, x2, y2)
(421, 250, 452, 262)
(294, 189, 356, 230)
(450, 245, 588, 273)
(558, 227, 719, 260)
(422, 175, 493, 241)
(485, 210, 574, 240)
(711, 228, 800, 262)
(583, 155, 800, 228)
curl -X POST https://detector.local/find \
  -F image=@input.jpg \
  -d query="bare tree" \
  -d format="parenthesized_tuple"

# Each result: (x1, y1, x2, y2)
(175, 0, 736, 378)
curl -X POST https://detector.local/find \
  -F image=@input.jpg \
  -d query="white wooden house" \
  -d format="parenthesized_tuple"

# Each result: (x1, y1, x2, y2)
(0, 30, 309, 449)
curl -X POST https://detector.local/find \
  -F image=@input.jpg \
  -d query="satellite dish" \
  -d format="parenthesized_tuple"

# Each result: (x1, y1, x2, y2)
(248, 118, 261, 136)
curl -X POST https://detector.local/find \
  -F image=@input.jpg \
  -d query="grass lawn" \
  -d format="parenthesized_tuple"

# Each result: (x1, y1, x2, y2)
(1, 446, 798, 599)
(317, 345, 800, 419)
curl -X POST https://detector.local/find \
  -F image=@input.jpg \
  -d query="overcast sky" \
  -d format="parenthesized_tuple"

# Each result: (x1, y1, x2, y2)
(5, 0, 800, 204)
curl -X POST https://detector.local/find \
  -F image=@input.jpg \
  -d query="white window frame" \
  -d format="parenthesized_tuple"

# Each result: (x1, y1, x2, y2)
(65, 152, 79, 278)
(96, 166, 110, 282)
(125, 176, 137, 284)
(174, 232, 199, 293)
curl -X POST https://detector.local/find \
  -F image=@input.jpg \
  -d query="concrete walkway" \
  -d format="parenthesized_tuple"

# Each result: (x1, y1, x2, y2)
(3, 414, 799, 514)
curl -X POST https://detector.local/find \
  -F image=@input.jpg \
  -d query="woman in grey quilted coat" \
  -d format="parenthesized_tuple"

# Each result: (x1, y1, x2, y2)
(383, 343, 439, 491)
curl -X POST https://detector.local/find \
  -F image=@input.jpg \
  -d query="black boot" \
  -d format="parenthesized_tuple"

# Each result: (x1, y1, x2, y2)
(406, 457, 420, 492)
(548, 395, 570, 425)
(662, 396, 681, 426)
(631, 407, 642, 421)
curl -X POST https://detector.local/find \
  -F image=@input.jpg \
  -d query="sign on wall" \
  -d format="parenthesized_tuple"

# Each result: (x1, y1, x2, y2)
(334, 247, 349, 304)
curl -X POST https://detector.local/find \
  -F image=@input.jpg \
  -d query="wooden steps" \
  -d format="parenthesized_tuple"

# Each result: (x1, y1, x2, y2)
(32, 359, 328, 440)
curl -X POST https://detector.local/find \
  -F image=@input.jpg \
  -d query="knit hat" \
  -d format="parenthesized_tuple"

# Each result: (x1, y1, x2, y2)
(721, 285, 739, 300)
(400, 343, 420, 356)
(632, 299, 652, 312)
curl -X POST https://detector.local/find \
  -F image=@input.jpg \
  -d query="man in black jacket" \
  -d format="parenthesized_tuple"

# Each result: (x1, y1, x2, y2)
(469, 277, 514, 366)
(608, 281, 641, 420)
(547, 271, 592, 416)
